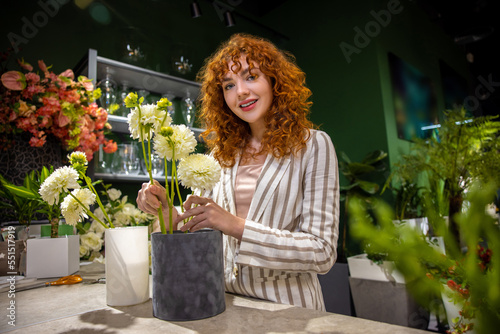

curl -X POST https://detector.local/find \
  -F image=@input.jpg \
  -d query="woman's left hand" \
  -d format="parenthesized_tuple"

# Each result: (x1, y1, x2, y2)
(176, 195, 245, 241)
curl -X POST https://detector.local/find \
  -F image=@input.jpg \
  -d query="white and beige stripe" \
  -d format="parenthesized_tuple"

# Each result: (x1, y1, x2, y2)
(212, 129, 339, 310)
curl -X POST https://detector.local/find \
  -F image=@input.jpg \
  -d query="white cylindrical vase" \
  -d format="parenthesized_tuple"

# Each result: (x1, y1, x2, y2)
(105, 226, 150, 306)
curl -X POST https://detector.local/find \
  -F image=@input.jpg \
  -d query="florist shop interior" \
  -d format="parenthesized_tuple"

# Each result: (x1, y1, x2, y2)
(1, 1, 499, 334)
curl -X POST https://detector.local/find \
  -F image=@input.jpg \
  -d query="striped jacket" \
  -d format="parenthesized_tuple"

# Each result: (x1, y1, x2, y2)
(211, 129, 340, 310)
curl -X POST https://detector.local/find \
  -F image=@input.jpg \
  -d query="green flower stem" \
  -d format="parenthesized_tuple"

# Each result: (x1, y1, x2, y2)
(145, 132, 154, 183)
(158, 204, 166, 234)
(163, 157, 173, 234)
(172, 159, 184, 213)
(68, 192, 109, 229)
(81, 174, 115, 228)
(136, 105, 153, 184)
(169, 203, 174, 234)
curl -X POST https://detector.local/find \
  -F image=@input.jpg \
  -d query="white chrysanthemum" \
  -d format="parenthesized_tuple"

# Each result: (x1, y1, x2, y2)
(153, 124, 197, 161)
(178, 154, 222, 191)
(107, 188, 122, 201)
(39, 166, 81, 205)
(80, 231, 104, 252)
(127, 104, 171, 141)
(61, 188, 96, 226)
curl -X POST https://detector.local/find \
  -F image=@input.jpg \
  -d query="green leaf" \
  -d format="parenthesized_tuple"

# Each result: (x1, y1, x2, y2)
(348, 162, 375, 175)
(362, 150, 388, 165)
(3, 183, 39, 199)
(358, 180, 380, 194)
(339, 151, 351, 164)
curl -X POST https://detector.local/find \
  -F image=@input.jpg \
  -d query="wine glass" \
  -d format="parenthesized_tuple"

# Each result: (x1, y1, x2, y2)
(97, 67, 117, 113)
(117, 81, 131, 116)
(182, 91, 195, 127)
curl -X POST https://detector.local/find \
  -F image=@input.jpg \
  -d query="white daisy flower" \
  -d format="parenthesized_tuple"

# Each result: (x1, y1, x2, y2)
(127, 104, 172, 142)
(178, 154, 222, 192)
(154, 124, 197, 161)
(39, 166, 81, 205)
(61, 188, 96, 226)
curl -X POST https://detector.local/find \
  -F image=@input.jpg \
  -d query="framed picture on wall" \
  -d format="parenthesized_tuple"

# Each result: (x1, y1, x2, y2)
(388, 52, 439, 141)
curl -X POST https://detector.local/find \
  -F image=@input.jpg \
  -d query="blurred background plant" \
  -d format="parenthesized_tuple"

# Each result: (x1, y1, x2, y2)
(338, 149, 388, 261)
(385, 107, 500, 248)
(0, 166, 62, 236)
(348, 179, 499, 334)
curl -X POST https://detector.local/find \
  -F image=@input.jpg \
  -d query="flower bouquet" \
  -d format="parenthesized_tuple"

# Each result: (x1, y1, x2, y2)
(0, 57, 117, 159)
(124, 92, 221, 233)
(125, 92, 225, 320)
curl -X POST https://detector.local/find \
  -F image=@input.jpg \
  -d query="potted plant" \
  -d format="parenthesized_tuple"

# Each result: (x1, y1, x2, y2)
(317, 150, 387, 316)
(124, 92, 225, 321)
(387, 107, 500, 248)
(348, 179, 499, 334)
(339, 149, 388, 261)
(349, 107, 500, 333)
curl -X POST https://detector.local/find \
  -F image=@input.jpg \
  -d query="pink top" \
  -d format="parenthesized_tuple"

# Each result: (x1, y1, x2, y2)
(235, 162, 264, 219)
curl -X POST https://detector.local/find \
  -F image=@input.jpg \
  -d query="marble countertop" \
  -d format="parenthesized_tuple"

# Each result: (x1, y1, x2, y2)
(0, 263, 429, 334)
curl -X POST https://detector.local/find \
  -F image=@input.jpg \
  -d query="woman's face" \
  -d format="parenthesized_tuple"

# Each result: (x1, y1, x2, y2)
(222, 55, 273, 130)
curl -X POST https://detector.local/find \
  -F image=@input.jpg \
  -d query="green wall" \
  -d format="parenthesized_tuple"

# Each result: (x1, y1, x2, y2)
(1, 0, 469, 164)
(1, 1, 470, 250)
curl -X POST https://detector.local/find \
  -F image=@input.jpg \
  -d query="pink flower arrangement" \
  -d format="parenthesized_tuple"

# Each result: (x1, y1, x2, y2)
(0, 57, 117, 160)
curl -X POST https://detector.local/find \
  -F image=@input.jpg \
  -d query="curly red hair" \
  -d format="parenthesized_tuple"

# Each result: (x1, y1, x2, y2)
(196, 33, 315, 168)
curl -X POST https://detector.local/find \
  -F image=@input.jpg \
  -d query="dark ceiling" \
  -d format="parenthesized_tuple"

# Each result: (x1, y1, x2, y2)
(416, 0, 500, 116)
(417, 0, 500, 79)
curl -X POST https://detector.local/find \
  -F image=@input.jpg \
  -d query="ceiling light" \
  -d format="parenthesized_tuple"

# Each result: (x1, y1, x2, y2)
(190, 1, 201, 18)
(224, 11, 235, 27)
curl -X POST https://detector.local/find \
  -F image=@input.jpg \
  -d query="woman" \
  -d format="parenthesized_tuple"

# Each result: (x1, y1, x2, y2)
(137, 33, 339, 310)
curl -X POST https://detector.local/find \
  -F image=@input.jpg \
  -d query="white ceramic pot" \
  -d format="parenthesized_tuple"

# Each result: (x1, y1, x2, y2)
(105, 226, 149, 306)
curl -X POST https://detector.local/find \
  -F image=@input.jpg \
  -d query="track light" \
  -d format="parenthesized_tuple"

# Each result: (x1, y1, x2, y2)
(190, 1, 201, 18)
(224, 11, 235, 27)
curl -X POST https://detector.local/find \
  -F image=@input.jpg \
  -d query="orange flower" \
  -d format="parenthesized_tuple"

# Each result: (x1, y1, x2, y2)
(103, 140, 117, 153)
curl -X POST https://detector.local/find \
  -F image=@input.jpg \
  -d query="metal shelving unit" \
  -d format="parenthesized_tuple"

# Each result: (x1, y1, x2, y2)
(73, 49, 204, 183)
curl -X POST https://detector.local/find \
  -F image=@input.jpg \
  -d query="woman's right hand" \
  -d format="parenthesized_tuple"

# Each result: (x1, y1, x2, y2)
(137, 181, 178, 232)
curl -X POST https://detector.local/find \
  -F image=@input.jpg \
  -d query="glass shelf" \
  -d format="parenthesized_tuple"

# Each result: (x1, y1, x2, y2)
(94, 173, 170, 183)
(107, 114, 204, 138)
(74, 49, 200, 100)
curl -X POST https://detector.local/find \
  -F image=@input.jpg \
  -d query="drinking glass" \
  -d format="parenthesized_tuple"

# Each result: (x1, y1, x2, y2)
(95, 144, 114, 174)
(113, 143, 142, 175)
(117, 81, 131, 116)
(182, 91, 195, 127)
(97, 68, 117, 113)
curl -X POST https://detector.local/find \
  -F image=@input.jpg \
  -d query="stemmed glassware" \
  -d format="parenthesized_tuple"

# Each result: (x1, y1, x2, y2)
(97, 67, 117, 113)
(182, 91, 195, 127)
(117, 81, 131, 116)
